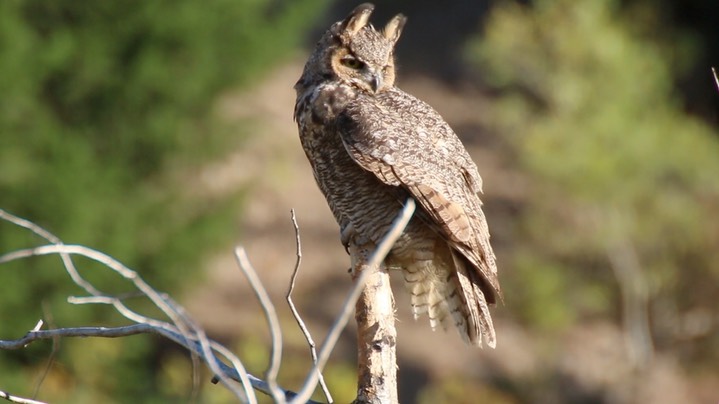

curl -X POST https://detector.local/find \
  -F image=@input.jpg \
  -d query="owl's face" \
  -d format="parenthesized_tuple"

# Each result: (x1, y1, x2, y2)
(296, 4, 406, 95)
(329, 27, 396, 93)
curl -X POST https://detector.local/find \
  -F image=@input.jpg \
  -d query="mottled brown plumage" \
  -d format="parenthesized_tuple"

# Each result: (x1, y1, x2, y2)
(294, 3, 501, 347)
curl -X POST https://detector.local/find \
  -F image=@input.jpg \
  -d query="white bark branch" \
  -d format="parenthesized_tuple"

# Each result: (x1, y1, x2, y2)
(286, 209, 333, 403)
(234, 247, 285, 403)
(0, 208, 310, 403)
(0, 390, 46, 404)
(0, 202, 415, 403)
(291, 199, 415, 404)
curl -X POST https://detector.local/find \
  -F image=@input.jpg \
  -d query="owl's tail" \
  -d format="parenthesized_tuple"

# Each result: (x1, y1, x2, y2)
(403, 247, 496, 348)
(450, 251, 496, 347)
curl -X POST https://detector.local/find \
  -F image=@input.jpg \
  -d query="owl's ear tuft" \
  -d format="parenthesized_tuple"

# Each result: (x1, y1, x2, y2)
(383, 14, 407, 44)
(340, 3, 375, 35)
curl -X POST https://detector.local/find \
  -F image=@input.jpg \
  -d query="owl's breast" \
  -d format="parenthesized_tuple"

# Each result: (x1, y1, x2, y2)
(294, 84, 405, 243)
(294, 82, 363, 172)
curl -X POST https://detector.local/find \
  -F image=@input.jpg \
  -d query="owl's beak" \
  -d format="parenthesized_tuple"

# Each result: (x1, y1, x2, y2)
(358, 66, 382, 93)
(371, 73, 383, 92)
(366, 69, 382, 93)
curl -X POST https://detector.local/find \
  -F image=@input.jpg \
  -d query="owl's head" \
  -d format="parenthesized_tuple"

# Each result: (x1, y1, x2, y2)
(296, 3, 406, 95)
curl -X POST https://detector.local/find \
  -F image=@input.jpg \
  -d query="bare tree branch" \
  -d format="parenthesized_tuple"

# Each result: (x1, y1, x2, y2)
(352, 249, 396, 404)
(33, 306, 58, 401)
(0, 321, 322, 403)
(291, 199, 416, 404)
(0, 243, 251, 401)
(0, 209, 105, 298)
(234, 247, 285, 403)
(1, 201, 415, 403)
(0, 209, 333, 403)
(712, 67, 719, 93)
(1, 324, 157, 349)
(0, 390, 46, 404)
(286, 209, 333, 403)
(0, 210, 253, 401)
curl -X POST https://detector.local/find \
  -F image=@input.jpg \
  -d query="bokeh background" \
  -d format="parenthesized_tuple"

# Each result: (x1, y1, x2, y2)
(1, 0, 718, 402)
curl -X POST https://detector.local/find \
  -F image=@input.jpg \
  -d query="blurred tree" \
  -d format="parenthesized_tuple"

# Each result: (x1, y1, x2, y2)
(0, 0, 328, 401)
(418, 377, 517, 404)
(620, 0, 719, 120)
(468, 0, 719, 362)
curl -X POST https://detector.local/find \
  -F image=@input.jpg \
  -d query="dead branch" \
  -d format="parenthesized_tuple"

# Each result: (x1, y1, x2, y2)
(286, 209, 333, 403)
(0, 200, 414, 403)
(351, 245, 397, 404)
(0, 390, 46, 404)
(0, 242, 251, 401)
(33, 304, 59, 400)
(291, 199, 415, 404)
(234, 247, 285, 403)
(0, 208, 295, 403)
(0, 321, 318, 403)
(1, 324, 167, 349)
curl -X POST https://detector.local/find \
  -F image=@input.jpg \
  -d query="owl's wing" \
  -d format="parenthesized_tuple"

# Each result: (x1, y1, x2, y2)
(338, 89, 501, 297)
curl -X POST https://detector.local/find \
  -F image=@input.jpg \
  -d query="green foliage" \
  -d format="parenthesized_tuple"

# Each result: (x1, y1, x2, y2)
(468, 0, 719, 349)
(0, 0, 328, 400)
(418, 377, 517, 404)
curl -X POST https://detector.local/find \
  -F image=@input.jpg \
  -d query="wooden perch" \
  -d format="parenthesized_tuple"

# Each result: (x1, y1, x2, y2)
(293, 200, 414, 404)
(346, 199, 417, 404)
(351, 242, 398, 404)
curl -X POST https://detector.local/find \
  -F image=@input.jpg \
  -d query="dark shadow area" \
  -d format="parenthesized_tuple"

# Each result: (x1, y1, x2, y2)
(302, 0, 719, 126)
(396, 359, 430, 403)
(305, 0, 493, 81)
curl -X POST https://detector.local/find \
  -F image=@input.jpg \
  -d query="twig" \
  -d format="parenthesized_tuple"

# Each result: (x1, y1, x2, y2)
(0, 210, 196, 338)
(33, 305, 57, 400)
(233, 247, 285, 403)
(0, 243, 251, 399)
(0, 322, 321, 403)
(0, 244, 180, 326)
(291, 199, 416, 404)
(158, 295, 202, 401)
(0, 391, 46, 404)
(286, 210, 333, 403)
(1, 324, 165, 349)
(0, 211, 254, 402)
(0, 210, 334, 403)
(0, 215, 198, 352)
(205, 340, 257, 401)
(0, 209, 105, 298)
(712, 67, 719, 93)
(0, 242, 250, 396)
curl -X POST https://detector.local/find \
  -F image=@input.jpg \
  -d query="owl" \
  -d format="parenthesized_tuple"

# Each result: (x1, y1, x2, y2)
(293, 3, 501, 347)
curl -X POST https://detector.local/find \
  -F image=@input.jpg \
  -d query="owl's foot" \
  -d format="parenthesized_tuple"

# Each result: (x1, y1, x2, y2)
(340, 223, 355, 254)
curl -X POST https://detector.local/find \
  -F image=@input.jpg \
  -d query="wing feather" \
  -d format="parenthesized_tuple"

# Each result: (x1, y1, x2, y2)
(338, 88, 501, 299)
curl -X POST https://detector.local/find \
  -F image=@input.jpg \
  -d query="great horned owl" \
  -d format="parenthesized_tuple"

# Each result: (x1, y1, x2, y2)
(294, 3, 501, 347)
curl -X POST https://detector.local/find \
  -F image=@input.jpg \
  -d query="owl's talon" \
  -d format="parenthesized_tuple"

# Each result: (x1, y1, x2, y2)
(340, 223, 355, 254)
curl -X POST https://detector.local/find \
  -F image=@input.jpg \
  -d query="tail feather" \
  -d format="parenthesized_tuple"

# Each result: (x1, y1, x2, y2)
(451, 251, 496, 348)
(405, 262, 453, 328)
(402, 249, 496, 348)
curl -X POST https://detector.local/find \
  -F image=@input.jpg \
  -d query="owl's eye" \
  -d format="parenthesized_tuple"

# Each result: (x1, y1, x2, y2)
(340, 55, 364, 70)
